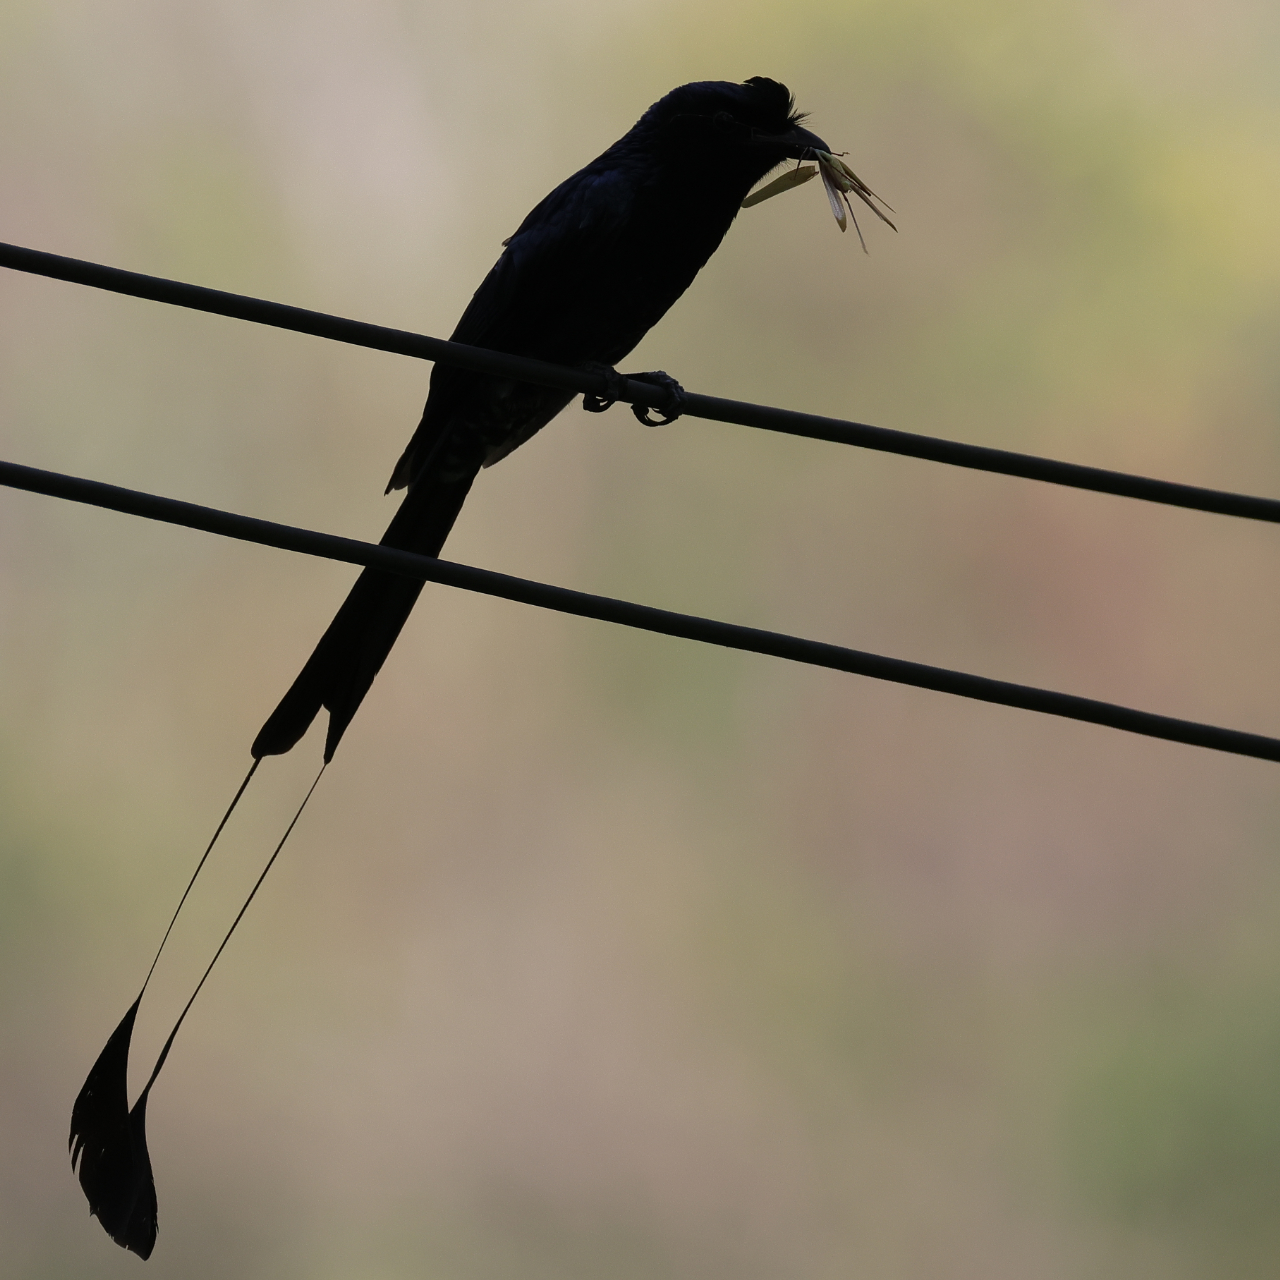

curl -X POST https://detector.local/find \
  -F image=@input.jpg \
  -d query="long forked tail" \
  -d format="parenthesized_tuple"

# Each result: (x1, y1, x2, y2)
(252, 460, 481, 762)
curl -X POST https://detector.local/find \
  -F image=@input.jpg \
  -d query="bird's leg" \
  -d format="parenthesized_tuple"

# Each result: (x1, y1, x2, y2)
(580, 363, 688, 426)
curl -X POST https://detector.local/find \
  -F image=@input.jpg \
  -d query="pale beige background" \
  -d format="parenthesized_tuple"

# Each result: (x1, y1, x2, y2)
(3, 1, 1280, 1276)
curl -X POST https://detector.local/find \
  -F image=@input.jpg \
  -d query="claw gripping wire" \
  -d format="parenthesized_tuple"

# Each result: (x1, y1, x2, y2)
(581, 366, 688, 425)
(627, 371, 688, 425)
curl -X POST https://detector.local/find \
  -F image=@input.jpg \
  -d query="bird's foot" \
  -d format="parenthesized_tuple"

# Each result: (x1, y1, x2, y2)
(581, 363, 629, 415)
(625, 371, 687, 426)
(580, 364, 687, 426)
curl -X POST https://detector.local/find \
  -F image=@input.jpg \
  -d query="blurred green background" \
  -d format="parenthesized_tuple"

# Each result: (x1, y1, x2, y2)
(3, 1, 1280, 1276)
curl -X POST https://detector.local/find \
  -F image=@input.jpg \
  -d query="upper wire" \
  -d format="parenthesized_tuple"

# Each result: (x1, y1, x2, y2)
(3, 240, 1280, 524)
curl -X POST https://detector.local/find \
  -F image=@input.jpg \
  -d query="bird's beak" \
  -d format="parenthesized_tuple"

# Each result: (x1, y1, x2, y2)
(761, 123, 831, 161)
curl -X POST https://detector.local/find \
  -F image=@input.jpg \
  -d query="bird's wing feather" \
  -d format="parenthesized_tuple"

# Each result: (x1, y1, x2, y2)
(453, 161, 640, 349)
(388, 162, 641, 489)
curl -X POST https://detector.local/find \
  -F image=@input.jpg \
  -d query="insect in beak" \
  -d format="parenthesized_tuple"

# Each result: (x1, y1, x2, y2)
(814, 150, 896, 249)
(742, 151, 896, 252)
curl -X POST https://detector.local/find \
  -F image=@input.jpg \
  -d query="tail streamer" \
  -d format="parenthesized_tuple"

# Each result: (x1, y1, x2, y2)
(69, 760, 326, 1259)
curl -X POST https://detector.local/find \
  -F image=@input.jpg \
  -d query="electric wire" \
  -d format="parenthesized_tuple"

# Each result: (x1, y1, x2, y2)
(4, 240, 1280, 523)
(2, 457, 1276, 763)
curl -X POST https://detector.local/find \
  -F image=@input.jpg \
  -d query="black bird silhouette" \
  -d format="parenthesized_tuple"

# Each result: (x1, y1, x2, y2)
(252, 76, 834, 763)
(71, 78, 895, 1259)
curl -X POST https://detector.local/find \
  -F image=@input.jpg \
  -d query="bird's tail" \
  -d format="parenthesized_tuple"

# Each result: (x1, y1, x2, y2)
(252, 460, 481, 762)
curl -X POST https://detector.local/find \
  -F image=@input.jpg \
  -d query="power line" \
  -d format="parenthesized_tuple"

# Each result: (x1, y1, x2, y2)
(3, 242, 1276, 761)
(3, 240, 1280, 524)
(2, 456, 1276, 763)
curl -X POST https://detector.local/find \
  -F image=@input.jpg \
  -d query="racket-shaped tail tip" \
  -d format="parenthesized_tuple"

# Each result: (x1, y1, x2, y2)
(69, 998, 159, 1259)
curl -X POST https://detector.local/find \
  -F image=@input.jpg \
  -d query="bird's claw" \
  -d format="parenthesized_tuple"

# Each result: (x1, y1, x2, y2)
(580, 364, 687, 426)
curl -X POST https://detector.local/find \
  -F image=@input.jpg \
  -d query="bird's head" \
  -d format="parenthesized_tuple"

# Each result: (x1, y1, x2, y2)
(627, 77, 893, 244)
(638, 76, 830, 171)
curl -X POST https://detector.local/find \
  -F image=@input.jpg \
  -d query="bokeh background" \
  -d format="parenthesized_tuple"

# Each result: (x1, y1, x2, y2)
(3, 1, 1280, 1276)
